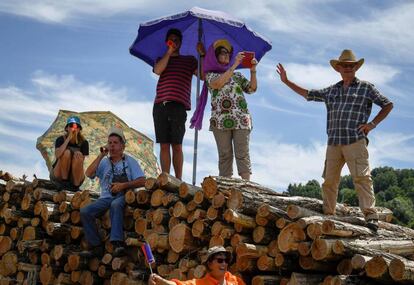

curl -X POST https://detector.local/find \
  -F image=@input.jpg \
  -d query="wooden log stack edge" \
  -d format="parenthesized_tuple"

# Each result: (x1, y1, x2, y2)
(0, 170, 413, 285)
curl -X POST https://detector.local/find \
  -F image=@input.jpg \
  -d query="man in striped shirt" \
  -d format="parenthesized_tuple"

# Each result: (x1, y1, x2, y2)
(153, 28, 203, 180)
(277, 49, 393, 231)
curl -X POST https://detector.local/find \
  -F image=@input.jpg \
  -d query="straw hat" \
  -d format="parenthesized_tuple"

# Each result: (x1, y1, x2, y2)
(213, 39, 233, 53)
(204, 246, 232, 264)
(108, 126, 126, 143)
(330, 49, 364, 72)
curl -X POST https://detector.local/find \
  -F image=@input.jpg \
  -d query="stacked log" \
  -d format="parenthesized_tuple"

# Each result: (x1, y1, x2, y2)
(1, 170, 414, 285)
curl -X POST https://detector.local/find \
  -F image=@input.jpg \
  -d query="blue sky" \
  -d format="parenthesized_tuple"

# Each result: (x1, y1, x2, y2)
(1, 0, 413, 191)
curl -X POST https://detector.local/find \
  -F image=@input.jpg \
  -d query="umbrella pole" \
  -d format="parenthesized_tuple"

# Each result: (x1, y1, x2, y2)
(192, 18, 202, 186)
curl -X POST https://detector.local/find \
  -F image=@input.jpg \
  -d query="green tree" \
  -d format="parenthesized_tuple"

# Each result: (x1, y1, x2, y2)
(373, 170, 398, 193)
(285, 180, 321, 199)
(384, 186, 404, 201)
(338, 188, 358, 206)
(339, 175, 353, 190)
(384, 197, 414, 226)
(401, 177, 414, 191)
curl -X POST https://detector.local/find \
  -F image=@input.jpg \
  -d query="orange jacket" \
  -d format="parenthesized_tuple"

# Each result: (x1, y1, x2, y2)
(171, 272, 245, 285)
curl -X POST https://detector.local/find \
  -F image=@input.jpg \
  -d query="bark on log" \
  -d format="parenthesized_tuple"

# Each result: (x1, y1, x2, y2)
(145, 178, 159, 191)
(288, 272, 325, 285)
(333, 238, 414, 257)
(179, 183, 201, 201)
(329, 275, 377, 285)
(236, 243, 268, 258)
(311, 238, 342, 261)
(157, 172, 182, 192)
(257, 203, 288, 220)
(299, 256, 338, 272)
(321, 220, 372, 237)
(252, 275, 285, 285)
(224, 209, 256, 229)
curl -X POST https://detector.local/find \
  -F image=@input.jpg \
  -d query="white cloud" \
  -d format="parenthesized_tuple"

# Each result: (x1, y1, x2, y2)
(369, 132, 414, 165)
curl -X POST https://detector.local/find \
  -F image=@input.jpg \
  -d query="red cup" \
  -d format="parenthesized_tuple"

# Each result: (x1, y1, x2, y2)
(166, 40, 176, 49)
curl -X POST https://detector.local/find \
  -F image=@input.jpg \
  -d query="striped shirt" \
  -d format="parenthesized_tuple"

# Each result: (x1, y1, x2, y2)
(155, 55, 197, 110)
(307, 77, 392, 145)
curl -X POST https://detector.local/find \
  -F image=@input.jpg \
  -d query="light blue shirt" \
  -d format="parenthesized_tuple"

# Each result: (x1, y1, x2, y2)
(92, 154, 145, 198)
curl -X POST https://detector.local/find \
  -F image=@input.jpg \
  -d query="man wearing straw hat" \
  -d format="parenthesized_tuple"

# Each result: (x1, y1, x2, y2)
(277, 49, 393, 231)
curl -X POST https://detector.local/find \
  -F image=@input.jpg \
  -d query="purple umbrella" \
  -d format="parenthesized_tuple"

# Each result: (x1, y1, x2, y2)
(129, 7, 272, 184)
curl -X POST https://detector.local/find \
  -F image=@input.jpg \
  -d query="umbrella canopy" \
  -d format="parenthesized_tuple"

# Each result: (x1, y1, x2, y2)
(129, 6, 272, 67)
(36, 110, 160, 192)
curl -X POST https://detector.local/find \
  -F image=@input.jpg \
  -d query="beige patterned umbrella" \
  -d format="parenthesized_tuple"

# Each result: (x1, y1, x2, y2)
(36, 110, 160, 192)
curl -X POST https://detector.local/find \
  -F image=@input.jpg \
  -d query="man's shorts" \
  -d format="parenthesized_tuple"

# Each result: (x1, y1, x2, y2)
(153, 101, 187, 144)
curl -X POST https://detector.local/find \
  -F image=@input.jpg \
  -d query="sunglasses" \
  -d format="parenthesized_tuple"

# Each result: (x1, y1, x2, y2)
(339, 63, 356, 68)
(213, 257, 229, 264)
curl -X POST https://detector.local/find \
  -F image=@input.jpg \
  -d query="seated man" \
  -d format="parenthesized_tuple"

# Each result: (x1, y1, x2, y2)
(80, 127, 146, 257)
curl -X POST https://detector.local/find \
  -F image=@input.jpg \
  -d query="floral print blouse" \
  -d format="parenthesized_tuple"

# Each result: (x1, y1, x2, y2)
(206, 72, 254, 131)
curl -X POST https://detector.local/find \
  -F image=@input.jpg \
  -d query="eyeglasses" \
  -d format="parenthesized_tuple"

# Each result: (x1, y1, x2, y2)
(219, 50, 230, 56)
(339, 63, 356, 68)
(68, 123, 79, 128)
(213, 257, 229, 264)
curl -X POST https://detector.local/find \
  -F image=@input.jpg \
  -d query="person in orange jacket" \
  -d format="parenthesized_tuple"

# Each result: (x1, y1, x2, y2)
(148, 246, 245, 285)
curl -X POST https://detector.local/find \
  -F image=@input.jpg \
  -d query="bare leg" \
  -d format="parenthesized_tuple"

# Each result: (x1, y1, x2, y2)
(172, 144, 183, 180)
(160, 143, 171, 174)
(53, 149, 72, 180)
(71, 151, 85, 187)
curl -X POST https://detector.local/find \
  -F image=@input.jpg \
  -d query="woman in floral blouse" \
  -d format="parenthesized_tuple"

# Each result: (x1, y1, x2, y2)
(205, 39, 258, 180)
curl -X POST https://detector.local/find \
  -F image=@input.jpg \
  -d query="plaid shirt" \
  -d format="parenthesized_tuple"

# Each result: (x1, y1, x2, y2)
(307, 77, 392, 145)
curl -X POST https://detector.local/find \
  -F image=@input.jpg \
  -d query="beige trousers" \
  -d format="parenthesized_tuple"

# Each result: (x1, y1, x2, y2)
(322, 139, 378, 220)
(212, 129, 251, 177)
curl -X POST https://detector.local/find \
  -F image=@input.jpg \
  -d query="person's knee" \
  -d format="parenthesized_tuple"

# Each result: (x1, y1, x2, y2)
(160, 143, 170, 151)
(111, 199, 125, 211)
(218, 146, 233, 159)
(172, 144, 182, 153)
(80, 206, 90, 218)
(322, 179, 339, 189)
(62, 149, 72, 160)
(72, 151, 84, 162)
(353, 175, 372, 185)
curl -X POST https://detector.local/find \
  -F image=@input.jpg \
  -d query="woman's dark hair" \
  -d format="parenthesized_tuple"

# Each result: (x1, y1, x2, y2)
(214, 46, 229, 59)
(165, 28, 182, 42)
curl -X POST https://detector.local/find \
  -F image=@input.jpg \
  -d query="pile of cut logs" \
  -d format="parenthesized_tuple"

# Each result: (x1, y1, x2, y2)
(1, 169, 414, 285)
